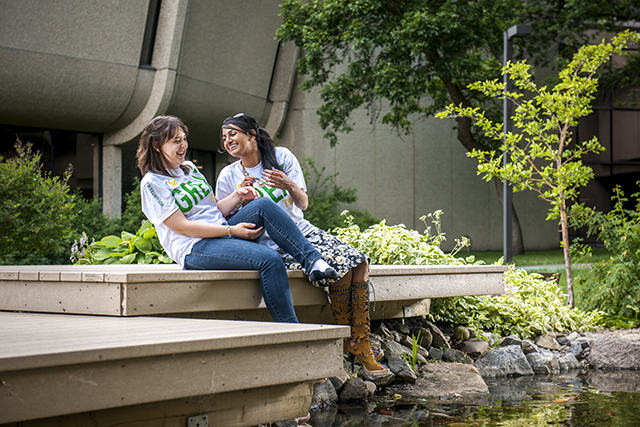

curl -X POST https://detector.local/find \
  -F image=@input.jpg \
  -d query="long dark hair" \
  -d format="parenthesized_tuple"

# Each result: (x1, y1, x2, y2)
(137, 115, 191, 177)
(220, 113, 282, 172)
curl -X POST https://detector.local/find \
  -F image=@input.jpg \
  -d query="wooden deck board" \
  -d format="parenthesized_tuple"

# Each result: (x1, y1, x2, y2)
(0, 312, 346, 371)
(0, 265, 507, 320)
(0, 312, 349, 424)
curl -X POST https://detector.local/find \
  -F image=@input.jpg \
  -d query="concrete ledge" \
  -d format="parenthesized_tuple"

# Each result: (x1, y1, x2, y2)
(0, 311, 348, 425)
(0, 264, 507, 321)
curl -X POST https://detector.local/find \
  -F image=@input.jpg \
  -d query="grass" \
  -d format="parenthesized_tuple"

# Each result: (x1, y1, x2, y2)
(457, 248, 612, 296)
(458, 247, 611, 267)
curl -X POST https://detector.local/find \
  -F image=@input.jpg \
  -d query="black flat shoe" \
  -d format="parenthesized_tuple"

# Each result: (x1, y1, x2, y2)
(309, 267, 339, 283)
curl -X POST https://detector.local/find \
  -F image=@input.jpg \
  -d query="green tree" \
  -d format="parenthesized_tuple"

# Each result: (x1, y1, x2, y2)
(276, 0, 640, 255)
(0, 141, 77, 264)
(437, 30, 640, 308)
(573, 185, 640, 325)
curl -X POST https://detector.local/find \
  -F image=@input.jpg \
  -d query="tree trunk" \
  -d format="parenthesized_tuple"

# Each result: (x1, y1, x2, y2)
(559, 199, 574, 308)
(493, 178, 525, 256)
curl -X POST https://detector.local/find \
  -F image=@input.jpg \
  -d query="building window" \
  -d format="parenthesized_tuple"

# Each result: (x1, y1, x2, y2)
(140, 0, 162, 67)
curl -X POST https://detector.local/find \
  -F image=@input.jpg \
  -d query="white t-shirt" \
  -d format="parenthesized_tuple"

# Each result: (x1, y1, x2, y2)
(141, 161, 225, 267)
(216, 147, 315, 249)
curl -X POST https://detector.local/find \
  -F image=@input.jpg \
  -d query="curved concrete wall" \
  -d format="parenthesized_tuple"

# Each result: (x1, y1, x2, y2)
(0, 0, 283, 149)
(0, 0, 152, 132)
(166, 0, 283, 149)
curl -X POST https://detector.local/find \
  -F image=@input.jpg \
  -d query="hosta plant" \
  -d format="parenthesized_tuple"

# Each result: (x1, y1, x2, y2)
(73, 220, 173, 265)
(429, 266, 602, 340)
(332, 211, 472, 265)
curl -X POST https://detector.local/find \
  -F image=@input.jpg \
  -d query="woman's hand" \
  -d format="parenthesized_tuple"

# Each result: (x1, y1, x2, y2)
(263, 169, 296, 191)
(263, 169, 309, 210)
(241, 176, 256, 188)
(230, 222, 264, 240)
(237, 186, 259, 201)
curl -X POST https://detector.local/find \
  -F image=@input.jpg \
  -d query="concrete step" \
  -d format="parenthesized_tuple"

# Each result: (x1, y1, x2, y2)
(0, 264, 507, 322)
(0, 311, 348, 426)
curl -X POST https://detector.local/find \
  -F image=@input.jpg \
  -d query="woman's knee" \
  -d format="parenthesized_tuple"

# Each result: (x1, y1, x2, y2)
(262, 248, 284, 265)
(251, 197, 274, 209)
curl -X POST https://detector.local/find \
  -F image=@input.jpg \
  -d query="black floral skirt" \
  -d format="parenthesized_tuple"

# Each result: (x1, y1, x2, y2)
(277, 227, 367, 287)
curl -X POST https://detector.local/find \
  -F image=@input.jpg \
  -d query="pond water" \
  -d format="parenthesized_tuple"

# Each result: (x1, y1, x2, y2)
(308, 370, 640, 426)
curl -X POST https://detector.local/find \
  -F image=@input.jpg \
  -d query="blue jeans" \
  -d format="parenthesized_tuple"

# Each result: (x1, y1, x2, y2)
(183, 198, 323, 323)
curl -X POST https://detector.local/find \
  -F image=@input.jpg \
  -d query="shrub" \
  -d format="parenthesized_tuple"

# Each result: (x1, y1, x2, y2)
(333, 211, 602, 337)
(573, 186, 640, 326)
(430, 266, 602, 339)
(0, 141, 77, 265)
(332, 211, 471, 265)
(120, 177, 146, 233)
(69, 194, 123, 244)
(69, 178, 147, 264)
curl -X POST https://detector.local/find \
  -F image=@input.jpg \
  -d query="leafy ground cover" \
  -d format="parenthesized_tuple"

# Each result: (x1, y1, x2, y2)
(333, 212, 603, 337)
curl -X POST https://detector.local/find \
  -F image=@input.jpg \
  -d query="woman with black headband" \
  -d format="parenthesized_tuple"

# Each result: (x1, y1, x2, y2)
(216, 113, 392, 381)
(137, 115, 339, 324)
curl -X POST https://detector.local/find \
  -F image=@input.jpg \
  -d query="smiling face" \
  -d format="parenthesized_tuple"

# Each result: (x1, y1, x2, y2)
(221, 125, 257, 159)
(159, 129, 188, 170)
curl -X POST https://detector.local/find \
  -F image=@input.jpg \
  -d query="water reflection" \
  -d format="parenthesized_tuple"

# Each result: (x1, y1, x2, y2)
(586, 370, 640, 393)
(309, 371, 640, 426)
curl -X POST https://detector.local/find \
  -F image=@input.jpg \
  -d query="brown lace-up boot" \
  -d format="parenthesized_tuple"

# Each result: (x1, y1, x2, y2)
(328, 281, 351, 329)
(346, 281, 391, 379)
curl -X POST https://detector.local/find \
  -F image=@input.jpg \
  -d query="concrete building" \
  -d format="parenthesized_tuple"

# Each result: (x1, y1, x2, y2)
(1, 0, 638, 251)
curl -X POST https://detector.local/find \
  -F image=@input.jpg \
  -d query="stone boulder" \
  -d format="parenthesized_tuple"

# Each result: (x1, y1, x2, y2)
(474, 345, 534, 377)
(410, 326, 433, 348)
(363, 380, 377, 398)
(536, 334, 562, 351)
(558, 353, 581, 370)
(443, 348, 474, 364)
(310, 379, 338, 410)
(328, 371, 349, 391)
(387, 355, 417, 383)
(387, 362, 489, 402)
(422, 320, 451, 349)
(568, 341, 584, 359)
(428, 346, 443, 361)
(457, 338, 489, 358)
(394, 322, 411, 335)
(526, 352, 559, 374)
(375, 323, 397, 342)
(381, 338, 413, 359)
(588, 335, 640, 369)
(453, 325, 471, 341)
(500, 334, 522, 347)
(338, 378, 368, 401)
(520, 339, 539, 355)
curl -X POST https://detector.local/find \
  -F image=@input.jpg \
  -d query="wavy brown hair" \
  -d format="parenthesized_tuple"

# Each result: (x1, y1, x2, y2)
(137, 115, 191, 177)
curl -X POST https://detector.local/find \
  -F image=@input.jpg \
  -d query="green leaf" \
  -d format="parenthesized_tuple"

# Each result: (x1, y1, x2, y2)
(134, 237, 152, 254)
(101, 235, 122, 248)
(120, 253, 136, 264)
